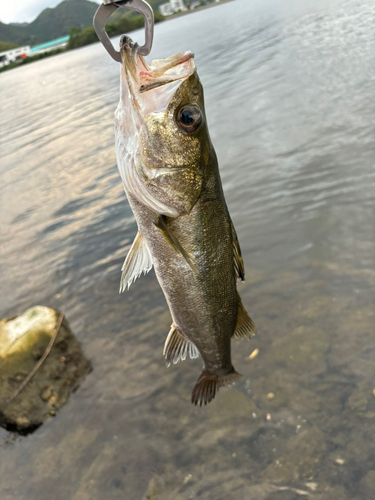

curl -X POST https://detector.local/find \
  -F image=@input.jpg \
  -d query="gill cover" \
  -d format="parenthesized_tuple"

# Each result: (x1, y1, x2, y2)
(114, 37, 197, 217)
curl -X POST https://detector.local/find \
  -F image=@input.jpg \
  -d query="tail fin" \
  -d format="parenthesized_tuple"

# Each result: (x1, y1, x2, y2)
(191, 368, 242, 406)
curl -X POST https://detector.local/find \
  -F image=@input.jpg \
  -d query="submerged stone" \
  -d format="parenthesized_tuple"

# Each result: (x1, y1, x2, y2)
(0, 306, 92, 434)
(272, 326, 329, 370)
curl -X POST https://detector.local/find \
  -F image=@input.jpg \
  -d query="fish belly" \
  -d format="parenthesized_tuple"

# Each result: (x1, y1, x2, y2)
(128, 192, 238, 375)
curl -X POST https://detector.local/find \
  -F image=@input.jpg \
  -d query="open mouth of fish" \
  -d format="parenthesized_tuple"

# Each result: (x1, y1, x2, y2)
(114, 36, 200, 218)
(119, 35, 196, 118)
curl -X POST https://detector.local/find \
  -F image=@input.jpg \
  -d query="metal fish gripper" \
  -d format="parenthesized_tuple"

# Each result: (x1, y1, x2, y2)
(93, 0, 154, 62)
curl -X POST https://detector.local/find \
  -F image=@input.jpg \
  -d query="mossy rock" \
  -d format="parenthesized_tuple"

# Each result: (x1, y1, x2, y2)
(0, 306, 92, 434)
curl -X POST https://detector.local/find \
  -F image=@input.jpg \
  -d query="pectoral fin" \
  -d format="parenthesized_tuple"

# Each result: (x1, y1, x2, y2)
(163, 325, 200, 366)
(153, 215, 198, 275)
(232, 221, 245, 281)
(120, 231, 153, 292)
(233, 293, 256, 339)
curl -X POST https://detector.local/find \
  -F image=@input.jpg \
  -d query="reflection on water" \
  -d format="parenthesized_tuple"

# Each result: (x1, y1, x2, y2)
(0, 0, 374, 498)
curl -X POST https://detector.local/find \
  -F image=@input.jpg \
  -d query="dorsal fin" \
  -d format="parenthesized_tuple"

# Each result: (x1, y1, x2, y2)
(163, 325, 200, 366)
(231, 221, 245, 281)
(120, 231, 153, 292)
(233, 293, 256, 339)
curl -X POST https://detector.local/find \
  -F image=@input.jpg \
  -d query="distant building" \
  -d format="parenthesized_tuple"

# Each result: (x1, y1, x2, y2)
(30, 36, 70, 56)
(160, 0, 188, 16)
(0, 36, 70, 68)
(0, 46, 30, 68)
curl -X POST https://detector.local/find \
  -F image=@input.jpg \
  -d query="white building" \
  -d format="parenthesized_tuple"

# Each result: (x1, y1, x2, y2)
(29, 36, 70, 56)
(0, 36, 70, 69)
(160, 0, 188, 16)
(0, 46, 30, 68)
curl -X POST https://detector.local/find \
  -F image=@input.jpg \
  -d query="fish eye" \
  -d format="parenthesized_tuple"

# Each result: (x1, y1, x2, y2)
(176, 105, 202, 134)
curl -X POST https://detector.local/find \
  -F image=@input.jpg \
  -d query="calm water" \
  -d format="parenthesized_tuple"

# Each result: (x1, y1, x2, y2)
(1, 0, 375, 498)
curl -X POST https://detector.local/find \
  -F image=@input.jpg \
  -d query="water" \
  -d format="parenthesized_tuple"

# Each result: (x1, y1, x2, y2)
(1, 0, 374, 497)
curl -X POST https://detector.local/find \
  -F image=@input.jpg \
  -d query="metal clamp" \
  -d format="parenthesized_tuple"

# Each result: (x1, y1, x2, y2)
(93, 0, 154, 62)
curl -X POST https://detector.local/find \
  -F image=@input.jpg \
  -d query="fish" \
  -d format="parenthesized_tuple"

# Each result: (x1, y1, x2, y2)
(114, 36, 256, 406)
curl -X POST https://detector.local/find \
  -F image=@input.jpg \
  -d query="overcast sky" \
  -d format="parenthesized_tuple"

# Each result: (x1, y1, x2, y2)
(0, 0, 101, 24)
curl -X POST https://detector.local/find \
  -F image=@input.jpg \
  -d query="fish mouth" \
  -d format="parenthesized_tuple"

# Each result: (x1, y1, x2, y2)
(119, 35, 195, 116)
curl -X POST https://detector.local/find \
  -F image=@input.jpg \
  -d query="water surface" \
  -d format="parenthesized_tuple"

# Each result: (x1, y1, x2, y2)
(0, 0, 374, 498)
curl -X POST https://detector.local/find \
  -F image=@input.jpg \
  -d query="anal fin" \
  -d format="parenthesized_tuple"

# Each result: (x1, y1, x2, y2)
(120, 231, 153, 292)
(153, 215, 198, 275)
(233, 293, 256, 339)
(163, 325, 200, 366)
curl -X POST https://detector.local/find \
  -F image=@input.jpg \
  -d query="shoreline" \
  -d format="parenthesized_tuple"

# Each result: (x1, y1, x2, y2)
(166, 0, 234, 21)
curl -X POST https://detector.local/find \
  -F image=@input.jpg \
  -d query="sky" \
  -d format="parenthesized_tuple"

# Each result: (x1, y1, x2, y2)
(0, 0, 101, 25)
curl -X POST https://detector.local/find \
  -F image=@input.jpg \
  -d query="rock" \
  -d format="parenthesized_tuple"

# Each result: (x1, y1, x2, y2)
(248, 348, 259, 359)
(0, 306, 92, 434)
(272, 326, 329, 370)
(295, 295, 337, 320)
(346, 381, 371, 412)
(262, 427, 327, 483)
(360, 470, 375, 498)
(142, 475, 167, 499)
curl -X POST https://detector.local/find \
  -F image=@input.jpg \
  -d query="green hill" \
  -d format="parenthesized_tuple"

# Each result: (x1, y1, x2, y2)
(0, 21, 27, 45)
(0, 0, 99, 46)
(29, 0, 99, 42)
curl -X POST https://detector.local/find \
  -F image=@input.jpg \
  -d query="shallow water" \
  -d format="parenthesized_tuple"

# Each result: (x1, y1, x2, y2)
(1, 0, 374, 498)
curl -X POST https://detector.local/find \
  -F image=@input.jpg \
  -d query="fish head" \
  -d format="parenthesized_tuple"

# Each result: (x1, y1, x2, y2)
(115, 36, 212, 217)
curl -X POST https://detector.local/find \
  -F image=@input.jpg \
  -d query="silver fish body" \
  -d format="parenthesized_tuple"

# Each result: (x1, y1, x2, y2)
(115, 37, 256, 405)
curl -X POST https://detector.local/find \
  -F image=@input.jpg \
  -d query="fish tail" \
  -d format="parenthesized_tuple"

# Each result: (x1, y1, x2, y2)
(191, 368, 242, 407)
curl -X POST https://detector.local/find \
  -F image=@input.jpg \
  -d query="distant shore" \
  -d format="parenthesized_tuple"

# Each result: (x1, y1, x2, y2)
(166, 0, 234, 21)
(0, 0, 234, 73)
